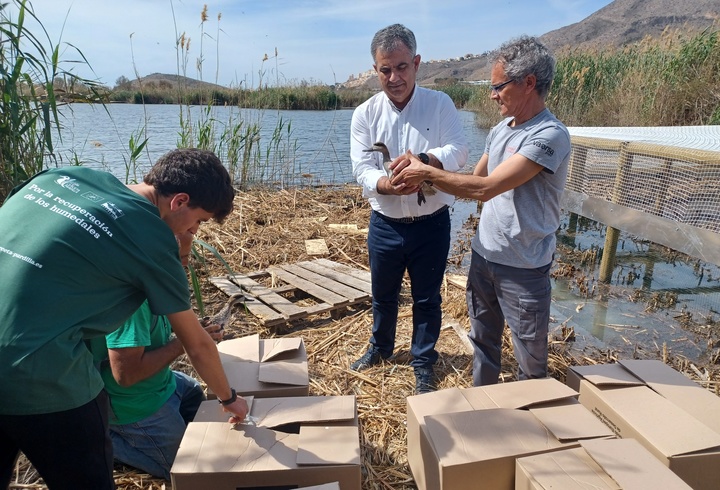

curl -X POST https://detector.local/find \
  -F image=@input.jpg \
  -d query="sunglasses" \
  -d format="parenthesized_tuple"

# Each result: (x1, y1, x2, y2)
(490, 79, 515, 93)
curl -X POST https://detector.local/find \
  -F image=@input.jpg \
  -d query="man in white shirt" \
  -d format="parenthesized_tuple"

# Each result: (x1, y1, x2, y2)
(349, 23, 468, 394)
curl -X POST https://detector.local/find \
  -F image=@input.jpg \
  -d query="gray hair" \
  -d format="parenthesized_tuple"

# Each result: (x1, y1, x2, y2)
(491, 35, 556, 99)
(370, 24, 417, 61)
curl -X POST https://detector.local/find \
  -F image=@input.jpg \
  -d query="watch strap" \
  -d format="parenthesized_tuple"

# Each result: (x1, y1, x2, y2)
(218, 388, 237, 406)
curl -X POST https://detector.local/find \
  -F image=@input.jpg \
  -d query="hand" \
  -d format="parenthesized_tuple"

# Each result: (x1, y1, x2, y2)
(377, 175, 420, 195)
(200, 317, 224, 342)
(392, 151, 429, 187)
(223, 396, 249, 424)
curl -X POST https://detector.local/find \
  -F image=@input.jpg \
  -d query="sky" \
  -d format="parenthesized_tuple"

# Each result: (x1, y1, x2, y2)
(8, 0, 615, 89)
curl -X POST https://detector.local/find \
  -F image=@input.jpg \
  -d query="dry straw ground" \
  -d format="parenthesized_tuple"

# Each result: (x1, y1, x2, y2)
(10, 186, 720, 490)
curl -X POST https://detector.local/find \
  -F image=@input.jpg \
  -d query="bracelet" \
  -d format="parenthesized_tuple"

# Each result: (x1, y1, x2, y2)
(218, 388, 237, 406)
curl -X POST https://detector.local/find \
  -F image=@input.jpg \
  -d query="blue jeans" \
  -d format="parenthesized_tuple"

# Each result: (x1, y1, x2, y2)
(466, 250, 552, 386)
(109, 371, 205, 480)
(367, 209, 450, 368)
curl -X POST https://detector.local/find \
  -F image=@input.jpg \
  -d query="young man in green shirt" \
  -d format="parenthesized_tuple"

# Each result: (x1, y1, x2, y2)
(0, 148, 248, 490)
(92, 231, 223, 480)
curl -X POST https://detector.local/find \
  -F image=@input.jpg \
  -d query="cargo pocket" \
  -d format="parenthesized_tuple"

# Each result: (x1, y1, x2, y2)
(517, 294, 550, 340)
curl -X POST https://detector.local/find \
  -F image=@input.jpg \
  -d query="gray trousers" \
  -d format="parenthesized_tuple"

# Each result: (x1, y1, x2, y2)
(466, 250, 552, 386)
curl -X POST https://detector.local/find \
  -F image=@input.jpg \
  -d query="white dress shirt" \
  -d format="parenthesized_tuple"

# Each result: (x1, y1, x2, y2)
(350, 85, 468, 219)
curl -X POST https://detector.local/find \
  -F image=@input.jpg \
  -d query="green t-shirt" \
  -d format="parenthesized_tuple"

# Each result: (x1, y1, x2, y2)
(0, 167, 191, 415)
(94, 301, 177, 425)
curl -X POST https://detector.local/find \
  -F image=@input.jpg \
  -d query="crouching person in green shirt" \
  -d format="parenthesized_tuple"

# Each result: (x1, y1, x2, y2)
(91, 232, 222, 480)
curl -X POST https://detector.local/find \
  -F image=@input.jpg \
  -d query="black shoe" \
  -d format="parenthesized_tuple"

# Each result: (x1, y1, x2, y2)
(414, 367, 436, 394)
(350, 347, 383, 371)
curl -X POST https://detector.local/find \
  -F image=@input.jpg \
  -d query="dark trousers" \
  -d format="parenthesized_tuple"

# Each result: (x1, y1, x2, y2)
(0, 391, 115, 490)
(367, 208, 450, 368)
(466, 250, 552, 386)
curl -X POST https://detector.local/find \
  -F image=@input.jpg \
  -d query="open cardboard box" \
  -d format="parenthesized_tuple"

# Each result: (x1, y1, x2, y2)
(171, 395, 360, 490)
(209, 333, 309, 398)
(407, 377, 614, 490)
(515, 438, 692, 489)
(567, 359, 720, 489)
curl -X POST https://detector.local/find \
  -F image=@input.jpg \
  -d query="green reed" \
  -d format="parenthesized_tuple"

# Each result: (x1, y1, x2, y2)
(463, 27, 720, 127)
(0, 0, 100, 200)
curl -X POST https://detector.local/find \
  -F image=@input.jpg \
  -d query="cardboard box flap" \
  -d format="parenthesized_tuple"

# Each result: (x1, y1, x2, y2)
(261, 337, 303, 362)
(425, 408, 565, 465)
(193, 398, 255, 423)
(581, 438, 693, 489)
(258, 358, 309, 386)
(467, 377, 578, 409)
(601, 385, 720, 456)
(173, 422, 298, 474)
(296, 426, 360, 466)
(407, 387, 475, 421)
(251, 396, 356, 428)
(572, 363, 644, 387)
(217, 334, 260, 363)
(515, 448, 621, 489)
(530, 403, 615, 441)
(619, 359, 720, 435)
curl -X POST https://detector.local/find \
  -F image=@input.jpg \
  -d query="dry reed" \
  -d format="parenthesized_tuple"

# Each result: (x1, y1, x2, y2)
(9, 186, 720, 490)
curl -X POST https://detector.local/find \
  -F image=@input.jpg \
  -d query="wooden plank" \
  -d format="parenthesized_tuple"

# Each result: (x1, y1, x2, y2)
(225, 274, 307, 321)
(209, 277, 286, 325)
(443, 321, 474, 355)
(296, 260, 373, 296)
(267, 265, 349, 306)
(446, 274, 467, 290)
(278, 263, 368, 302)
(311, 258, 372, 291)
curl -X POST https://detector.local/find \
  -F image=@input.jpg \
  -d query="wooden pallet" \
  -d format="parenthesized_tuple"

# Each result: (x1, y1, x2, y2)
(210, 258, 372, 327)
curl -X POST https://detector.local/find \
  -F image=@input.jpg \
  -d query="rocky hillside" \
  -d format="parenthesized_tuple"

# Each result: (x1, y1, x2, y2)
(341, 0, 720, 89)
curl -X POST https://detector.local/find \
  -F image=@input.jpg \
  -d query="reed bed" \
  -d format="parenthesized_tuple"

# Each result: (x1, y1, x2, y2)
(9, 186, 720, 490)
(459, 26, 720, 127)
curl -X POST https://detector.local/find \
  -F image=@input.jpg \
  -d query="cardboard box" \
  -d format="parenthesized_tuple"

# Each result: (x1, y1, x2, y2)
(407, 377, 614, 490)
(515, 438, 692, 489)
(172, 395, 360, 490)
(210, 333, 309, 398)
(298, 484, 340, 490)
(567, 360, 720, 489)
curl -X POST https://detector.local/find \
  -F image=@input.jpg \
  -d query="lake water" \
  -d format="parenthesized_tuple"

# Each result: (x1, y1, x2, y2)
(54, 103, 719, 362)
(55, 103, 488, 185)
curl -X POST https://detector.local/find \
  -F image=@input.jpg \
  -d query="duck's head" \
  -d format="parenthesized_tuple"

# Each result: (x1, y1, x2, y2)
(363, 142, 391, 161)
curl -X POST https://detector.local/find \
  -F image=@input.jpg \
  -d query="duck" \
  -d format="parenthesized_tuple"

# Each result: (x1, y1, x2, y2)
(202, 292, 245, 331)
(363, 142, 436, 206)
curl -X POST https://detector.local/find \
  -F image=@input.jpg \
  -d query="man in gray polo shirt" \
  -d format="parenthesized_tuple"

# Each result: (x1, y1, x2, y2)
(392, 35, 571, 386)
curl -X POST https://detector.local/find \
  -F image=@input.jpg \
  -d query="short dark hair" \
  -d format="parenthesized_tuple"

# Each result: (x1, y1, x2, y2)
(371, 23, 417, 61)
(144, 148, 235, 223)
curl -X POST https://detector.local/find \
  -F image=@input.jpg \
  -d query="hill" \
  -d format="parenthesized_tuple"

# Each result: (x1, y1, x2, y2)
(341, 0, 720, 89)
(117, 72, 226, 91)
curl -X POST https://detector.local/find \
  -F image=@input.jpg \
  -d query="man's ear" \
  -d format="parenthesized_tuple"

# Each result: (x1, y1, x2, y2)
(169, 193, 190, 211)
(523, 74, 537, 93)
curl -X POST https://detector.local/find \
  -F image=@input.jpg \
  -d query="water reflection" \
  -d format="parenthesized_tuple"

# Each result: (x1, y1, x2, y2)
(55, 103, 489, 186)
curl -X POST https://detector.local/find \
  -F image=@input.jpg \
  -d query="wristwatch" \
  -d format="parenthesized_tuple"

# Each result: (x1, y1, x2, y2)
(417, 152, 430, 165)
(218, 388, 237, 406)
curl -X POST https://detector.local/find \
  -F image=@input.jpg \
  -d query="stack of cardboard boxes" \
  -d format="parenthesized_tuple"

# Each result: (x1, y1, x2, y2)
(408, 360, 718, 490)
(170, 334, 361, 490)
(170, 331, 719, 489)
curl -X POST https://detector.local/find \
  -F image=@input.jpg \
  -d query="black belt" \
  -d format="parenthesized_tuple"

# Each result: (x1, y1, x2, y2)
(375, 205, 448, 224)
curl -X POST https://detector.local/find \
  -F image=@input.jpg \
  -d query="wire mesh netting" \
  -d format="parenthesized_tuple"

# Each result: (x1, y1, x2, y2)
(566, 137, 720, 234)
